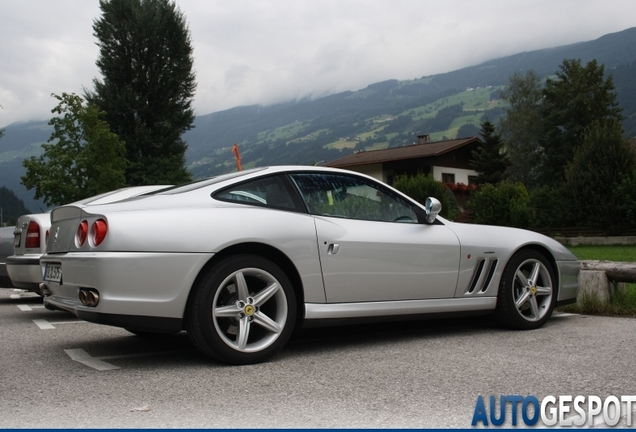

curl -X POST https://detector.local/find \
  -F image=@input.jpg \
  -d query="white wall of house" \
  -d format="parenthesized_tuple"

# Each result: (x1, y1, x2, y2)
(344, 163, 387, 183)
(431, 166, 478, 184)
(342, 163, 477, 185)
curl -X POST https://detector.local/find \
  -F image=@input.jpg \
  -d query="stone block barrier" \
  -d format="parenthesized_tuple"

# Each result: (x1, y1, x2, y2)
(577, 260, 635, 303)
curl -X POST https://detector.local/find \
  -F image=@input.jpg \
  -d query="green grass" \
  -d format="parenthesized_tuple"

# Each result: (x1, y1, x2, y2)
(567, 245, 636, 262)
(559, 286, 636, 317)
(559, 244, 636, 317)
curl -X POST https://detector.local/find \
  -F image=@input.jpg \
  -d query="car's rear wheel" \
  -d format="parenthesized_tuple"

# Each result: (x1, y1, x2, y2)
(494, 249, 556, 330)
(186, 255, 296, 365)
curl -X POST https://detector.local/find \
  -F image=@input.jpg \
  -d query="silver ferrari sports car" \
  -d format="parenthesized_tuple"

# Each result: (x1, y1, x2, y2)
(41, 166, 580, 364)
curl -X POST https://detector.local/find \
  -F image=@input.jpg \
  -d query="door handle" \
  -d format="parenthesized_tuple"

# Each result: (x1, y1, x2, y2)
(327, 243, 340, 255)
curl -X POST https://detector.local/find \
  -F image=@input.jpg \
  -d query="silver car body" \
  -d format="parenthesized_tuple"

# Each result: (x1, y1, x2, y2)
(7, 185, 170, 291)
(39, 166, 579, 362)
(0, 225, 16, 287)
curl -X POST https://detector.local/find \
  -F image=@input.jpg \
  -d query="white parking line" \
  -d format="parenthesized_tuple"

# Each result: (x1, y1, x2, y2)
(33, 319, 56, 329)
(65, 349, 121, 371)
(17, 304, 45, 311)
(64, 348, 193, 371)
(33, 319, 84, 329)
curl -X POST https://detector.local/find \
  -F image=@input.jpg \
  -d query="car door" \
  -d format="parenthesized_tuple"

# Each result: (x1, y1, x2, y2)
(290, 172, 461, 303)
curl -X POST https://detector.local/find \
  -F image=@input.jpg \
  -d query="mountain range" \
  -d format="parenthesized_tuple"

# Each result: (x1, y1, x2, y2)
(2, 26, 636, 212)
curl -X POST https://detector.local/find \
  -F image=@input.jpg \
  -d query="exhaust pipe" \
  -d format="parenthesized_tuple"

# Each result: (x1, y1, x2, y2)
(38, 283, 51, 296)
(79, 288, 100, 307)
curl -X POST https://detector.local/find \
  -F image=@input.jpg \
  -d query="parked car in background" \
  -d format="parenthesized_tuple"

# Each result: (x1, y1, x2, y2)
(0, 225, 16, 287)
(7, 185, 170, 292)
(40, 166, 580, 365)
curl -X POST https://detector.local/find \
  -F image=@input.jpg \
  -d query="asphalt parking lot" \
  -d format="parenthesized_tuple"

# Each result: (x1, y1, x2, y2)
(1, 286, 635, 428)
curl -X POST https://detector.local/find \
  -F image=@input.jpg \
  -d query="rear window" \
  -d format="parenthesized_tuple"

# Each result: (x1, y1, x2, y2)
(156, 168, 266, 194)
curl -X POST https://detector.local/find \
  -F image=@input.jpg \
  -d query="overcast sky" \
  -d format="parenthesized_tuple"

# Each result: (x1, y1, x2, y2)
(1, 0, 635, 128)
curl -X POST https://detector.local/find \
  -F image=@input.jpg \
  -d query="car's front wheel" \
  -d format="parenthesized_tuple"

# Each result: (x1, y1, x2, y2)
(186, 255, 296, 365)
(494, 249, 556, 330)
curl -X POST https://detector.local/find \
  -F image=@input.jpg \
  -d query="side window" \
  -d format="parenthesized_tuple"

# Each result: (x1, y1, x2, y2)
(290, 173, 418, 223)
(214, 175, 296, 210)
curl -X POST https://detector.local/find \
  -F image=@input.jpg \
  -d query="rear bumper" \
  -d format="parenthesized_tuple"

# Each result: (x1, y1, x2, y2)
(40, 251, 213, 328)
(43, 298, 182, 332)
(6, 255, 42, 290)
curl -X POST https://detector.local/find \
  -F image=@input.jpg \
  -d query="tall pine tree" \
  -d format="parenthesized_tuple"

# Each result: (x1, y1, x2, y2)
(86, 0, 196, 185)
(469, 121, 510, 185)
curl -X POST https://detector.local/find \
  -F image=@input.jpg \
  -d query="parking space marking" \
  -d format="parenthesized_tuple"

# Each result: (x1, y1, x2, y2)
(65, 349, 121, 371)
(11, 289, 28, 298)
(65, 348, 193, 371)
(33, 319, 56, 329)
(33, 319, 84, 329)
(17, 304, 45, 311)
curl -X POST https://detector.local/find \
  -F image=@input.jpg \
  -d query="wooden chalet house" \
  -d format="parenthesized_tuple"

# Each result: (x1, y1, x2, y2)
(324, 134, 482, 186)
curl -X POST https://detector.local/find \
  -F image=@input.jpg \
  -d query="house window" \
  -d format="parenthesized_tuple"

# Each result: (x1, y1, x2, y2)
(441, 173, 455, 184)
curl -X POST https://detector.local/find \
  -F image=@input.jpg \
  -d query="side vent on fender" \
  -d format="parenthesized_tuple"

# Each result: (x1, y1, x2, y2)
(467, 259, 486, 294)
(480, 259, 499, 293)
(466, 258, 499, 294)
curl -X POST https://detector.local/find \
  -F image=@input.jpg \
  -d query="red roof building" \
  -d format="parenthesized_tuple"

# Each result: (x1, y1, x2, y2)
(325, 134, 482, 185)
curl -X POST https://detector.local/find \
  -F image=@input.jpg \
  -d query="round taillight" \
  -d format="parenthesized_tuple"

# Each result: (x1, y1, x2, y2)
(25, 221, 40, 249)
(76, 220, 88, 247)
(91, 219, 108, 246)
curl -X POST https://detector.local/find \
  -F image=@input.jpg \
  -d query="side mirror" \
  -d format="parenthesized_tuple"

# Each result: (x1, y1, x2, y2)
(424, 197, 441, 224)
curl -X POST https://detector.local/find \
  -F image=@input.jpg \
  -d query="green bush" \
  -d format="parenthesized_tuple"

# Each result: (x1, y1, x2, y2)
(392, 173, 460, 220)
(527, 185, 571, 229)
(466, 181, 530, 228)
(615, 170, 636, 227)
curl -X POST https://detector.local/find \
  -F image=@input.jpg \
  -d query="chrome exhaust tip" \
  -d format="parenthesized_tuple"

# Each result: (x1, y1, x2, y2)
(38, 283, 51, 296)
(79, 288, 100, 307)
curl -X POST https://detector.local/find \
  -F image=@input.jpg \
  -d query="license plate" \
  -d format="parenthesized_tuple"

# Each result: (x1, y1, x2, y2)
(44, 263, 62, 283)
(13, 234, 20, 248)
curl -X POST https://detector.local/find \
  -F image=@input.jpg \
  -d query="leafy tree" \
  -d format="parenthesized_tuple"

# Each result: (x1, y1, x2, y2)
(499, 70, 544, 188)
(540, 59, 623, 185)
(563, 120, 635, 234)
(466, 182, 530, 228)
(527, 185, 570, 230)
(469, 121, 509, 185)
(86, 0, 196, 185)
(22, 93, 127, 207)
(616, 169, 636, 228)
(392, 173, 460, 220)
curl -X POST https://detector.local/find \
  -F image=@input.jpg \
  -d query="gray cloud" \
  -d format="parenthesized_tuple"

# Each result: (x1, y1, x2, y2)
(1, 0, 635, 127)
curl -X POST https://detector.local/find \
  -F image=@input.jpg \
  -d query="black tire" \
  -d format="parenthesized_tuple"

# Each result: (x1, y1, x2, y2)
(494, 249, 557, 330)
(186, 255, 297, 365)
